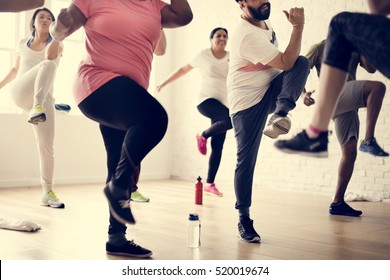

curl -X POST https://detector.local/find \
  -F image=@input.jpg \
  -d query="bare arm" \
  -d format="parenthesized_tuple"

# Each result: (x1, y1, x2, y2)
(0, 56, 20, 90)
(367, 0, 390, 15)
(45, 40, 63, 60)
(154, 29, 167, 56)
(50, 4, 87, 42)
(267, 8, 305, 71)
(156, 64, 193, 92)
(160, 0, 193, 28)
(0, 0, 44, 12)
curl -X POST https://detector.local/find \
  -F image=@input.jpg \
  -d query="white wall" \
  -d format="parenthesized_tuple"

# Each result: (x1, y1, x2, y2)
(1, 0, 389, 201)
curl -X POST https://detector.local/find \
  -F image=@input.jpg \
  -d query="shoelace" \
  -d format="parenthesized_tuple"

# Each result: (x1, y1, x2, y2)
(129, 240, 141, 248)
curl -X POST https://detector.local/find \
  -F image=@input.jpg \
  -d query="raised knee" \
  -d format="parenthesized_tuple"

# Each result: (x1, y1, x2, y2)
(42, 60, 57, 71)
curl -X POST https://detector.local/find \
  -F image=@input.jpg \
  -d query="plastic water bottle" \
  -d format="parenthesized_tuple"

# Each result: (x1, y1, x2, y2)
(188, 213, 201, 248)
(195, 176, 203, 205)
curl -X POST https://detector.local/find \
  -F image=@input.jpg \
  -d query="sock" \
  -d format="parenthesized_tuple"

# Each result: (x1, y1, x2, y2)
(108, 232, 127, 246)
(238, 208, 250, 222)
(306, 124, 323, 139)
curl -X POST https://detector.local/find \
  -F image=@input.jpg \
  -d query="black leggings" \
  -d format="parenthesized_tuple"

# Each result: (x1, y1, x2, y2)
(79, 76, 168, 191)
(197, 98, 232, 183)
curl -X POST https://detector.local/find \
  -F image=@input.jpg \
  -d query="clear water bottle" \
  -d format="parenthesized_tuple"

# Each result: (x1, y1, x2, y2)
(188, 213, 201, 248)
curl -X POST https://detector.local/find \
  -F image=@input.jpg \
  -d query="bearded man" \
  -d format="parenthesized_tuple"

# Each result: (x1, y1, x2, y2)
(227, 0, 309, 242)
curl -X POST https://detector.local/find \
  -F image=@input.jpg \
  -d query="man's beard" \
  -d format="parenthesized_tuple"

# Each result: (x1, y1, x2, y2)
(248, 2, 271, 21)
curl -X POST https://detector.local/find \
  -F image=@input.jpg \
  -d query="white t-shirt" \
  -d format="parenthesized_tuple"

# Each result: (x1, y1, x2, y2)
(16, 38, 62, 76)
(227, 18, 282, 115)
(189, 48, 229, 107)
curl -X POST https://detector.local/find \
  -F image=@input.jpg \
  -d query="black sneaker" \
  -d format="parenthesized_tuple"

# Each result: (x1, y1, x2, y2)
(274, 130, 328, 158)
(359, 137, 389, 157)
(106, 240, 152, 258)
(329, 201, 362, 217)
(238, 218, 261, 243)
(263, 113, 291, 139)
(103, 184, 136, 225)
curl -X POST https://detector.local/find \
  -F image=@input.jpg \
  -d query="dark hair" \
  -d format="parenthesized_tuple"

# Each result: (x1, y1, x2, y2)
(209, 27, 228, 39)
(30, 7, 55, 37)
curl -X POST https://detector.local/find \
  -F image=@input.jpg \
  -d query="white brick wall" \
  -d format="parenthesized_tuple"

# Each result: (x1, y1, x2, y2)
(158, 0, 389, 200)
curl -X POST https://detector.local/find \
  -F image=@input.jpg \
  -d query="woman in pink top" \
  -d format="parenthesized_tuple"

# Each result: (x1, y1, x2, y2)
(50, 0, 193, 258)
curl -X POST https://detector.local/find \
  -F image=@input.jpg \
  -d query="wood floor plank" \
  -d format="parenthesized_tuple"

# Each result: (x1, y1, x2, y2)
(0, 180, 389, 260)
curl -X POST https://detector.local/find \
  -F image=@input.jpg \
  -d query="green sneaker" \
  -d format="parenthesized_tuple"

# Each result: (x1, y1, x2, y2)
(41, 190, 65, 208)
(131, 191, 150, 203)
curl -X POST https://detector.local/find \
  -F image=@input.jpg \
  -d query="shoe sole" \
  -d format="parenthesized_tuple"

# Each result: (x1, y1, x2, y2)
(41, 203, 65, 209)
(263, 118, 291, 139)
(238, 235, 261, 243)
(103, 186, 136, 225)
(275, 146, 328, 158)
(28, 113, 46, 124)
(204, 190, 223, 197)
(106, 250, 152, 258)
(329, 211, 362, 217)
(131, 198, 150, 203)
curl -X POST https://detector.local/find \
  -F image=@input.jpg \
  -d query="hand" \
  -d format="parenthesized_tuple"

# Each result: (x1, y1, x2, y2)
(302, 90, 315, 106)
(56, 8, 73, 33)
(156, 84, 164, 93)
(283, 7, 305, 27)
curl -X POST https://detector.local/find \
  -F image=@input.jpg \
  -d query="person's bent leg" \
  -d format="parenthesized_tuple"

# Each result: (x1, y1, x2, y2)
(79, 77, 168, 225)
(359, 81, 389, 156)
(196, 99, 232, 155)
(30, 60, 58, 123)
(312, 11, 390, 132)
(264, 56, 310, 138)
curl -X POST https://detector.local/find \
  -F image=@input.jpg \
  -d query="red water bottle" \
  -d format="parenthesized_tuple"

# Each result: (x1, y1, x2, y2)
(195, 176, 203, 205)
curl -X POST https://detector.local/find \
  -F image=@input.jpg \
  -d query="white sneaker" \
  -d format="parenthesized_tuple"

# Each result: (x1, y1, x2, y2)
(28, 105, 46, 124)
(41, 190, 65, 208)
(263, 114, 291, 139)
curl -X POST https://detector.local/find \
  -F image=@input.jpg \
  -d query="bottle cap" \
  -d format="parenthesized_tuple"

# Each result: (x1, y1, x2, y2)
(188, 213, 199, 221)
(197, 176, 202, 181)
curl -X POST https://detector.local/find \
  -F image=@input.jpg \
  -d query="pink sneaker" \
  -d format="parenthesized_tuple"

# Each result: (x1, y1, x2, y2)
(196, 133, 207, 155)
(204, 183, 223, 197)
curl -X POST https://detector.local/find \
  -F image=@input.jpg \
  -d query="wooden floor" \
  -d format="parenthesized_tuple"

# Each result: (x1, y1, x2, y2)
(0, 179, 389, 260)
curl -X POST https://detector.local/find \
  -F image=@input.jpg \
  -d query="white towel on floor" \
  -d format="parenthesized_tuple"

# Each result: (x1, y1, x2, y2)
(0, 217, 41, 232)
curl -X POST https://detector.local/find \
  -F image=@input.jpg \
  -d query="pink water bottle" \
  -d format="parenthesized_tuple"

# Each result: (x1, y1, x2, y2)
(195, 176, 203, 205)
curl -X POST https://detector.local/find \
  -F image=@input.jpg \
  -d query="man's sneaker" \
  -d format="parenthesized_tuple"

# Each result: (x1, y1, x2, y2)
(329, 201, 362, 217)
(28, 105, 46, 124)
(103, 184, 135, 225)
(196, 133, 207, 155)
(106, 240, 152, 258)
(131, 191, 150, 203)
(204, 183, 223, 197)
(263, 113, 291, 139)
(41, 190, 65, 208)
(274, 130, 329, 158)
(238, 218, 261, 243)
(359, 137, 389, 157)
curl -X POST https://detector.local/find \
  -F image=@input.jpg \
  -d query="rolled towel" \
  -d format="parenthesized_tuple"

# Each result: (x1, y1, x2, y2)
(0, 217, 41, 232)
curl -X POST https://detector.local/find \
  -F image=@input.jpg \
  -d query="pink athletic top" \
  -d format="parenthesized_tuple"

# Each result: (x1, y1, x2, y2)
(72, 0, 167, 104)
